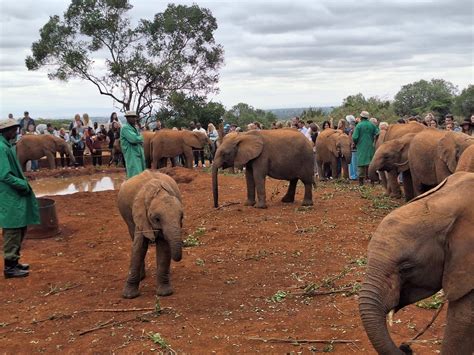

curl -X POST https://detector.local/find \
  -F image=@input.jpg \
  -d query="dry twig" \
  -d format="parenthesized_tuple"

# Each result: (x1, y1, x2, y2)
(92, 307, 156, 313)
(44, 283, 81, 296)
(216, 201, 239, 210)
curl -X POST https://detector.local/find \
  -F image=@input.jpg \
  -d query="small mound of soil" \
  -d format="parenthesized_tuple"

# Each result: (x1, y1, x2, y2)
(158, 166, 198, 184)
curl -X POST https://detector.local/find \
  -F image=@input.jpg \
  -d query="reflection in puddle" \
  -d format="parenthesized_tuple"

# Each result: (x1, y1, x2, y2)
(30, 173, 126, 197)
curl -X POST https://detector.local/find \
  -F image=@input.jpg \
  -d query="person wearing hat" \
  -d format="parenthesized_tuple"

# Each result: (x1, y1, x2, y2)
(352, 111, 379, 185)
(0, 119, 40, 278)
(120, 111, 146, 178)
(461, 118, 472, 136)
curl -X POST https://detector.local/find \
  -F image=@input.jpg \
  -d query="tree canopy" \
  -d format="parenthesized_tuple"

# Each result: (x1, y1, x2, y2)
(222, 103, 277, 129)
(155, 92, 225, 129)
(452, 85, 474, 118)
(393, 79, 457, 117)
(26, 0, 224, 119)
(330, 93, 395, 122)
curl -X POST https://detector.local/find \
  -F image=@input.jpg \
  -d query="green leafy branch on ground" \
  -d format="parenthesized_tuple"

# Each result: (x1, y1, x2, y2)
(183, 227, 206, 247)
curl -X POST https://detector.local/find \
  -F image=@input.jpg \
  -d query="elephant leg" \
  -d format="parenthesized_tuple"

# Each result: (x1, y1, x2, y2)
(281, 179, 297, 203)
(127, 224, 147, 280)
(411, 173, 424, 197)
(151, 156, 158, 169)
(253, 168, 267, 209)
(317, 160, 326, 181)
(442, 291, 473, 355)
(331, 157, 338, 179)
(184, 148, 194, 169)
(302, 179, 313, 206)
(244, 165, 256, 206)
(46, 152, 56, 169)
(155, 237, 173, 296)
(401, 170, 414, 202)
(387, 171, 401, 198)
(341, 160, 349, 179)
(122, 235, 149, 299)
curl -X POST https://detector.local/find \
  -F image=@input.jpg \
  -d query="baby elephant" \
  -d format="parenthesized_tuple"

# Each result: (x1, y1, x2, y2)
(117, 170, 184, 299)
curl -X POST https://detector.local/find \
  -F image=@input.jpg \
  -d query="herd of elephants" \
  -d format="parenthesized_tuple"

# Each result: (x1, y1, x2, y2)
(16, 121, 474, 354)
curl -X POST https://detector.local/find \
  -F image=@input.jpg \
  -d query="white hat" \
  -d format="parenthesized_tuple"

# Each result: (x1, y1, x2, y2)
(360, 111, 370, 119)
(0, 118, 20, 131)
(345, 115, 355, 123)
(124, 111, 137, 117)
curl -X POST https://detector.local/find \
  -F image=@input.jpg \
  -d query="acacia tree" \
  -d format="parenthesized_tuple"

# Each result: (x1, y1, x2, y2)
(26, 0, 224, 119)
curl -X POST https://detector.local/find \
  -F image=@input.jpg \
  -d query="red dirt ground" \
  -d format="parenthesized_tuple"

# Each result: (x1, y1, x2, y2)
(0, 168, 445, 353)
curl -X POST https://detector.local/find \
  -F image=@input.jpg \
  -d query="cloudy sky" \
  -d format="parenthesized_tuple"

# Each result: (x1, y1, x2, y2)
(1, 0, 472, 118)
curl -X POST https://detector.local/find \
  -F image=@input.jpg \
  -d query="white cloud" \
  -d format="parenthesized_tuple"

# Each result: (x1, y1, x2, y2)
(0, 0, 472, 117)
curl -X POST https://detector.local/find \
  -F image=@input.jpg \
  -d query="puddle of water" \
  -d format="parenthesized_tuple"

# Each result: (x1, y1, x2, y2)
(30, 173, 126, 197)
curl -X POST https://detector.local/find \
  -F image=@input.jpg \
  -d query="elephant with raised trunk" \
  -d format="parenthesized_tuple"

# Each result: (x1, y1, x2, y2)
(16, 134, 75, 170)
(359, 171, 474, 355)
(212, 129, 314, 209)
(408, 129, 474, 196)
(368, 133, 416, 201)
(315, 129, 352, 180)
(377, 122, 426, 198)
(118, 170, 183, 299)
(150, 129, 210, 169)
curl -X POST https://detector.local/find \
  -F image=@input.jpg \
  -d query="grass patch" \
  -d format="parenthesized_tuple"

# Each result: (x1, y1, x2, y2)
(416, 291, 444, 309)
(183, 227, 206, 247)
(147, 332, 170, 350)
(270, 290, 288, 303)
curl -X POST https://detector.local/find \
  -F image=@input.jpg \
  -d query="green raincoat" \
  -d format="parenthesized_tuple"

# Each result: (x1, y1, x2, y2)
(352, 119, 379, 167)
(0, 135, 40, 228)
(120, 123, 146, 179)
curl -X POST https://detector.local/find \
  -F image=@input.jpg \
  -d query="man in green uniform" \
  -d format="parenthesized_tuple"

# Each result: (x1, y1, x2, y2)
(352, 111, 379, 186)
(0, 118, 40, 278)
(120, 111, 146, 179)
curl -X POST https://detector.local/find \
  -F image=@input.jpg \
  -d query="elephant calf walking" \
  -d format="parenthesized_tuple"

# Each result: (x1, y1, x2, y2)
(117, 170, 184, 299)
(315, 129, 352, 180)
(212, 129, 314, 208)
(16, 134, 75, 170)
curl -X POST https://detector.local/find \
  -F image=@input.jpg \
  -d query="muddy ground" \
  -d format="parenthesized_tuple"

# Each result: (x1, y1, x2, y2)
(0, 167, 445, 353)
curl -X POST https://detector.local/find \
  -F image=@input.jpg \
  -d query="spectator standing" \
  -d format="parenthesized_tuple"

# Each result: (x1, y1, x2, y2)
(70, 127, 85, 167)
(207, 123, 218, 164)
(69, 114, 84, 133)
(429, 119, 439, 128)
(461, 118, 473, 136)
(85, 127, 104, 166)
(58, 128, 70, 168)
(347, 118, 358, 180)
(109, 112, 121, 128)
(120, 111, 146, 178)
(153, 120, 162, 132)
(193, 122, 207, 168)
(83, 113, 93, 129)
(444, 114, 461, 132)
(322, 120, 331, 130)
(352, 111, 379, 186)
(0, 118, 39, 278)
(45, 123, 58, 136)
(19, 111, 35, 132)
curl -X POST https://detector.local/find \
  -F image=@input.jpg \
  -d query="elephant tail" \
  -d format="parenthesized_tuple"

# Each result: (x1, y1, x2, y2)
(149, 138, 154, 169)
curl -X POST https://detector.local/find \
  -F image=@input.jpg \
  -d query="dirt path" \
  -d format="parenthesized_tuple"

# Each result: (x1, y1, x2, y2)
(0, 169, 444, 353)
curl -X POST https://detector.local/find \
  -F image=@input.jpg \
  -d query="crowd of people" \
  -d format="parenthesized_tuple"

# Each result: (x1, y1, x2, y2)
(6, 110, 473, 176)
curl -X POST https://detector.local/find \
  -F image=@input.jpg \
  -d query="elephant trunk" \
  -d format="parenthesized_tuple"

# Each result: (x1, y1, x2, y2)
(368, 161, 379, 182)
(359, 260, 405, 355)
(68, 145, 76, 164)
(163, 226, 183, 262)
(212, 164, 219, 208)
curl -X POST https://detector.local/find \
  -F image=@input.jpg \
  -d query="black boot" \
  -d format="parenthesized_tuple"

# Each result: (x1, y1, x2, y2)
(17, 263, 30, 270)
(4, 260, 29, 279)
(359, 177, 365, 186)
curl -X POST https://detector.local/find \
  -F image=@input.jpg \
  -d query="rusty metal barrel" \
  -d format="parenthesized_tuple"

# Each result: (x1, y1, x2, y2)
(27, 198, 60, 239)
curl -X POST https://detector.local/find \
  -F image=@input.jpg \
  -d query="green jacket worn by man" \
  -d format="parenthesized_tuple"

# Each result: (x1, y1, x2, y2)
(0, 118, 39, 278)
(352, 111, 379, 184)
(120, 111, 146, 179)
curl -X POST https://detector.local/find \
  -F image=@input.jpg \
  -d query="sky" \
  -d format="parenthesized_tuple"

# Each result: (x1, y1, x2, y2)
(0, 0, 473, 118)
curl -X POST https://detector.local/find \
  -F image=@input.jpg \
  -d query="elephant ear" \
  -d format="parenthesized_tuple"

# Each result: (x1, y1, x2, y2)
(234, 133, 264, 167)
(132, 180, 163, 241)
(438, 132, 459, 173)
(329, 132, 342, 157)
(184, 131, 204, 149)
(442, 220, 473, 302)
(160, 179, 182, 202)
